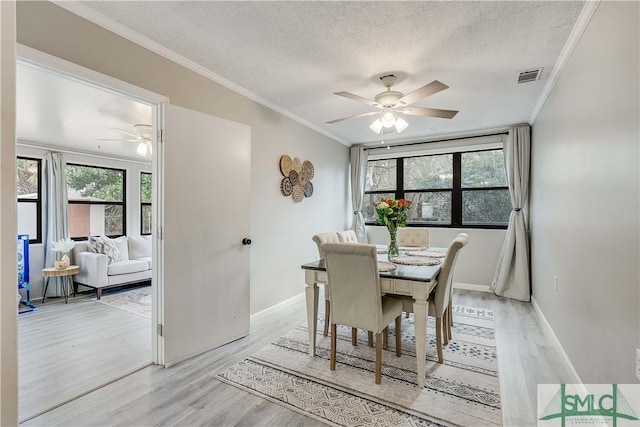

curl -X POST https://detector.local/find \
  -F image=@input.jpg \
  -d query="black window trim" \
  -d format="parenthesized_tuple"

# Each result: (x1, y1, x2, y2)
(140, 172, 152, 236)
(66, 162, 127, 241)
(364, 148, 510, 230)
(17, 156, 43, 244)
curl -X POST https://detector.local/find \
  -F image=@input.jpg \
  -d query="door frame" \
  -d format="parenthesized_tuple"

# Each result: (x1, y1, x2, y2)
(16, 44, 168, 364)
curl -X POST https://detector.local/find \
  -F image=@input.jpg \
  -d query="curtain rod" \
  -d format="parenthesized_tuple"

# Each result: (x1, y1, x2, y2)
(17, 141, 151, 166)
(362, 131, 509, 151)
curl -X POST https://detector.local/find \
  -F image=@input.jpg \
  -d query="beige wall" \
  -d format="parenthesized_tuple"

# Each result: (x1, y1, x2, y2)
(530, 2, 639, 383)
(16, 1, 349, 315)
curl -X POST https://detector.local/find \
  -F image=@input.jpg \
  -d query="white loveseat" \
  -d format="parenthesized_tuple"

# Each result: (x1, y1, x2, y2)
(73, 235, 152, 299)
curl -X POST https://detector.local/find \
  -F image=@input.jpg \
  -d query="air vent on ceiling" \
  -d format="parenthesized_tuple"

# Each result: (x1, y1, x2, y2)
(517, 68, 543, 84)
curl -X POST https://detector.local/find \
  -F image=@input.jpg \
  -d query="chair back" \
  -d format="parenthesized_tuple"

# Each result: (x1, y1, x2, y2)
(312, 232, 340, 260)
(432, 233, 468, 317)
(337, 230, 358, 243)
(323, 243, 384, 333)
(397, 227, 430, 247)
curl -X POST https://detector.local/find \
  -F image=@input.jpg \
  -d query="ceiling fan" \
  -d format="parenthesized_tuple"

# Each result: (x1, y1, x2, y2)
(326, 74, 458, 134)
(99, 124, 152, 157)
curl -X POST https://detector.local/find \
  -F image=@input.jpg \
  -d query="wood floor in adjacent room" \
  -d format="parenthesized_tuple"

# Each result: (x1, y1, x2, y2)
(23, 290, 576, 426)
(18, 288, 152, 423)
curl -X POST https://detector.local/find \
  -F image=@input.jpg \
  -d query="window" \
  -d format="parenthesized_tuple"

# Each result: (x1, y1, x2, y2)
(17, 157, 42, 243)
(140, 172, 152, 235)
(66, 164, 126, 239)
(364, 149, 510, 228)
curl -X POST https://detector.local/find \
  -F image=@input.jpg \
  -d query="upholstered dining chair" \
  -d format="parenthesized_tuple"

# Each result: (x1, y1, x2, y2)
(323, 243, 403, 384)
(336, 230, 358, 243)
(397, 227, 430, 248)
(312, 232, 341, 337)
(400, 233, 468, 363)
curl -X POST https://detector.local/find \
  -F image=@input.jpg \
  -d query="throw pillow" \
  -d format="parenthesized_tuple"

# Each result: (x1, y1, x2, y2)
(87, 236, 123, 264)
(112, 236, 130, 261)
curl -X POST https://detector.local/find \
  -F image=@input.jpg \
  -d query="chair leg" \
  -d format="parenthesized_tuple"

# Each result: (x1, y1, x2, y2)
(330, 323, 337, 370)
(383, 327, 388, 350)
(443, 309, 450, 345)
(436, 317, 444, 363)
(395, 316, 402, 357)
(323, 300, 330, 337)
(367, 331, 373, 347)
(352, 327, 358, 346)
(447, 302, 453, 340)
(405, 311, 410, 318)
(375, 332, 382, 384)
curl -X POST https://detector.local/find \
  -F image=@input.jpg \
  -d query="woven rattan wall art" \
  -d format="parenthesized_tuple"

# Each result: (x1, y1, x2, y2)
(279, 155, 314, 203)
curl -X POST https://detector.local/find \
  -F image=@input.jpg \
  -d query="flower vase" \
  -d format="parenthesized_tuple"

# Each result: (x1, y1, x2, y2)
(388, 227, 399, 258)
(60, 253, 70, 268)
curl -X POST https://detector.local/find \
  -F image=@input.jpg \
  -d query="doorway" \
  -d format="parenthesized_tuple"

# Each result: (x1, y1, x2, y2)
(16, 45, 166, 422)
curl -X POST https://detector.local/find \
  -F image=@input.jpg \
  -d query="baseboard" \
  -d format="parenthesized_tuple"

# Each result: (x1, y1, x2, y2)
(250, 292, 306, 323)
(531, 296, 583, 385)
(453, 282, 491, 292)
(163, 331, 248, 368)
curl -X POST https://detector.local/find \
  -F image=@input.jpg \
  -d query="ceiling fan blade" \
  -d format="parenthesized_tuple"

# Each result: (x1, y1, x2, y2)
(110, 128, 140, 138)
(326, 110, 380, 124)
(98, 138, 139, 142)
(401, 106, 459, 119)
(334, 91, 380, 108)
(396, 80, 449, 106)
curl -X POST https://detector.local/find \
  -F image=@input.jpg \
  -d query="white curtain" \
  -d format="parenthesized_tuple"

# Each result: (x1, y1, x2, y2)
(349, 145, 368, 242)
(491, 125, 531, 302)
(44, 152, 70, 297)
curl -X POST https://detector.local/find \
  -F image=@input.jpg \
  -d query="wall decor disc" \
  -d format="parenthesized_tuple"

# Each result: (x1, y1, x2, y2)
(279, 155, 293, 176)
(280, 177, 293, 196)
(299, 173, 309, 186)
(302, 160, 315, 180)
(292, 184, 305, 203)
(304, 181, 313, 197)
(289, 169, 299, 186)
(292, 157, 302, 173)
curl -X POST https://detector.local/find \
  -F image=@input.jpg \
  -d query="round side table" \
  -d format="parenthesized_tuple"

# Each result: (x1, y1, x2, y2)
(42, 265, 80, 304)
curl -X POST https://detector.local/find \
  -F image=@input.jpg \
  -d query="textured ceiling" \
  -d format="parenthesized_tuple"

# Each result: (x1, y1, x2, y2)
(74, 1, 584, 145)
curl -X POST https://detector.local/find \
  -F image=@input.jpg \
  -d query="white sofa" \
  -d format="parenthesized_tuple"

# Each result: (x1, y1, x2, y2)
(73, 235, 152, 299)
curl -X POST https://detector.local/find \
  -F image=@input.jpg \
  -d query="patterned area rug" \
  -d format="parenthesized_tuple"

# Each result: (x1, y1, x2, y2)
(94, 286, 152, 319)
(217, 305, 501, 426)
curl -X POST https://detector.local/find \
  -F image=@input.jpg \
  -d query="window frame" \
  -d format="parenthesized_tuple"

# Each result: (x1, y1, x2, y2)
(140, 172, 152, 236)
(17, 156, 43, 244)
(66, 162, 127, 240)
(364, 148, 510, 229)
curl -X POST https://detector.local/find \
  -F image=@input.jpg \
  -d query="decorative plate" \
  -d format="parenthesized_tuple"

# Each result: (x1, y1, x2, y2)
(279, 155, 293, 176)
(391, 256, 441, 266)
(292, 157, 302, 172)
(280, 177, 293, 196)
(377, 261, 396, 272)
(301, 160, 315, 180)
(289, 169, 299, 186)
(299, 173, 309, 186)
(304, 181, 313, 197)
(406, 250, 446, 258)
(292, 184, 305, 203)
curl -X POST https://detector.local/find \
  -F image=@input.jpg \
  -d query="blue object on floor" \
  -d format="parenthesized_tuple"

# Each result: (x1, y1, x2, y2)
(18, 234, 37, 314)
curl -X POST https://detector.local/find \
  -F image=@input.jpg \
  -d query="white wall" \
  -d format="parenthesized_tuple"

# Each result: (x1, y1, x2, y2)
(16, 2, 350, 315)
(367, 226, 504, 288)
(16, 143, 153, 300)
(530, 2, 639, 383)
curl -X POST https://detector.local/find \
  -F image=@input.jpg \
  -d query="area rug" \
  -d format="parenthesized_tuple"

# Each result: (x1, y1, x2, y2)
(216, 305, 501, 426)
(94, 286, 151, 319)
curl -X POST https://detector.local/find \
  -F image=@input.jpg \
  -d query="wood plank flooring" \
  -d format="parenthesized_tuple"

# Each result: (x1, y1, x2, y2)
(23, 289, 575, 426)
(18, 289, 151, 422)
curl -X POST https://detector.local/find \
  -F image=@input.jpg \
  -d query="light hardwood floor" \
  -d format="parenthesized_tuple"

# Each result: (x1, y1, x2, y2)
(18, 288, 152, 423)
(23, 289, 576, 426)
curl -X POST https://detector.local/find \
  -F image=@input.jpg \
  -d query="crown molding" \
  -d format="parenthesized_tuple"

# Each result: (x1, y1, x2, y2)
(52, 1, 349, 147)
(529, 1, 600, 123)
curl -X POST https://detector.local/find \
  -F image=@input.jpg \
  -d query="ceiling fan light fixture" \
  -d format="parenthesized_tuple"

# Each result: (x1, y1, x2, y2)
(369, 118, 383, 134)
(381, 111, 396, 128)
(136, 141, 148, 156)
(394, 117, 408, 133)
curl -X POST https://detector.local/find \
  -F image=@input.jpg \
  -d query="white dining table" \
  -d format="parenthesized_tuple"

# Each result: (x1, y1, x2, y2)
(301, 249, 443, 388)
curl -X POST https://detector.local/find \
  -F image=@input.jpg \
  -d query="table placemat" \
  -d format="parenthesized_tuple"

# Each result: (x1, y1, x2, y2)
(399, 246, 428, 252)
(406, 250, 446, 258)
(391, 256, 441, 266)
(377, 261, 396, 272)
